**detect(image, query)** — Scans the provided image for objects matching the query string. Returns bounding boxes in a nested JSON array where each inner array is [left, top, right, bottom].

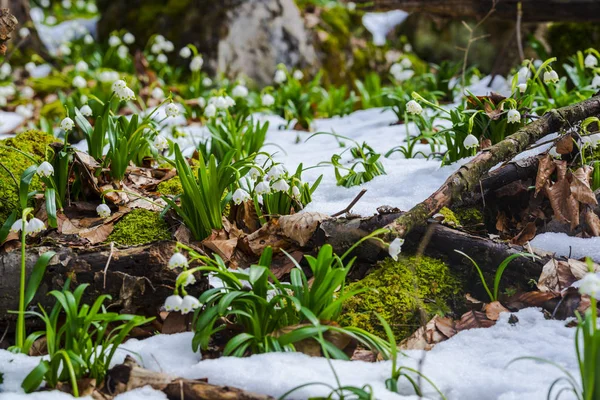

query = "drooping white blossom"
[[388, 238, 404, 261], [36, 161, 54, 177], [463, 134, 479, 149], [232, 188, 251, 205], [406, 100, 423, 115], [507, 109, 521, 124], [96, 204, 111, 219], [164, 295, 183, 312], [168, 252, 188, 269], [60, 117, 75, 131]]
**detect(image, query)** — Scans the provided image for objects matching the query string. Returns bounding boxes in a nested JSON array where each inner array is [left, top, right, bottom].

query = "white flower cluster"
[[15, 104, 34, 119], [390, 58, 414, 82], [98, 70, 120, 83], [0, 84, 15, 106], [234, 163, 302, 206], [0, 63, 11, 80], [163, 253, 202, 314], [205, 95, 235, 117], [190, 55, 203, 72], [577, 272, 600, 300], [11, 218, 45, 235], [151, 35, 175, 54], [111, 79, 135, 101], [79, 104, 93, 117], [232, 85, 249, 98], [543, 69, 559, 84]]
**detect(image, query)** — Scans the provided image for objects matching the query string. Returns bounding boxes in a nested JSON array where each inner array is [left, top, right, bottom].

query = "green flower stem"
[[16, 212, 27, 350]]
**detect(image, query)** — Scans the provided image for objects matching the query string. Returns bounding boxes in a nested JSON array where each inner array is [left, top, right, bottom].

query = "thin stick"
[[0, 159, 19, 190], [331, 189, 367, 217], [103, 241, 115, 289], [460, 0, 497, 89], [516, 2, 525, 62]]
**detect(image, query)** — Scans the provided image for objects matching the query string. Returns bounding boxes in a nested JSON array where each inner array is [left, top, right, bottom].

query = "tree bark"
[[384, 95, 600, 240], [0, 7, 17, 55], [351, 0, 600, 23], [0, 0, 50, 60]]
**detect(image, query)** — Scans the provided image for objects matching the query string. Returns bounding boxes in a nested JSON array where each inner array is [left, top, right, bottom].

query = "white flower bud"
[[165, 103, 180, 118], [592, 75, 600, 88], [585, 54, 598, 69], [190, 56, 203, 72], [75, 60, 88, 72], [168, 252, 188, 269], [517, 83, 527, 93], [232, 85, 248, 98], [123, 32, 135, 45], [274, 69, 287, 84], [151, 87, 165, 100], [60, 117, 75, 131], [156, 54, 168, 64], [266, 165, 285, 181], [261, 94, 275, 107], [272, 179, 290, 192], [293, 70, 304, 80], [10, 219, 23, 233], [204, 104, 216, 118], [72, 76, 87, 89], [254, 180, 270, 195], [543, 70, 559, 84], [202, 77, 212, 87], [507, 109, 521, 124], [577, 273, 600, 299], [292, 185, 301, 200], [179, 46, 192, 59], [463, 134, 479, 149], [80, 105, 93, 117], [36, 161, 54, 177], [108, 35, 121, 47], [96, 204, 111, 218], [153, 135, 169, 151], [406, 100, 423, 115], [388, 238, 404, 261]]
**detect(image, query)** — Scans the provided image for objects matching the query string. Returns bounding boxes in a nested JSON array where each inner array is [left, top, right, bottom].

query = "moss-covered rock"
[[340, 256, 462, 341], [438, 206, 460, 227], [107, 209, 171, 246], [0, 130, 58, 222], [157, 177, 183, 196], [455, 207, 484, 227]]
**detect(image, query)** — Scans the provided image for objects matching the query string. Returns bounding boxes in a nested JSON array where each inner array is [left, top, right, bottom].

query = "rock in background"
[[96, 0, 317, 85]]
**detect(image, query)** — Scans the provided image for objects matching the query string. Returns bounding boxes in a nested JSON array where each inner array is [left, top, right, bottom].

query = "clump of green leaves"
[[21, 283, 153, 396]]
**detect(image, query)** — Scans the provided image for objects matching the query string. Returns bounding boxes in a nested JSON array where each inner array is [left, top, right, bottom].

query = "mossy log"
[[0, 241, 207, 334], [351, 0, 600, 22], [384, 95, 600, 240]]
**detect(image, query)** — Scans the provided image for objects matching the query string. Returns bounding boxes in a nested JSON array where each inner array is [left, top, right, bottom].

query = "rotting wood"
[[382, 95, 600, 240]]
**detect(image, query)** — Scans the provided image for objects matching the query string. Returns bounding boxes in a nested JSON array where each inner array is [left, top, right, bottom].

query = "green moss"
[[455, 207, 484, 226], [157, 177, 183, 196], [107, 208, 171, 246], [0, 130, 58, 222], [438, 206, 460, 227], [340, 256, 462, 341]]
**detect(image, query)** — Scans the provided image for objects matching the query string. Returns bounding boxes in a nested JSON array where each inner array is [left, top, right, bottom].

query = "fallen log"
[[383, 95, 600, 240], [0, 241, 207, 333], [350, 0, 600, 23]]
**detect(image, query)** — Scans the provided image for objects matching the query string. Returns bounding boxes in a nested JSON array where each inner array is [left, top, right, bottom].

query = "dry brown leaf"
[[538, 258, 600, 292], [279, 212, 329, 247], [202, 238, 238, 261], [483, 301, 510, 321], [511, 221, 536, 245], [571, 166, 598, 206], [544, 161, 573, 224], [79, 223, 114, 245], [505, 291, 558, 309], [399, 315, 453, 351], [455, 310, 496, 331], [585, 209, 600, 236], [535, 154, 556, 196], [555, 134, 574, 155]]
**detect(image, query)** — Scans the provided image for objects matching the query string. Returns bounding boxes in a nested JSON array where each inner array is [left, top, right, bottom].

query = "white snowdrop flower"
[[123, 32, 135, 45], [403, 43, 412, 52], [60, 117, 75, 131], [162, 40, 174, 52], [577, 273, 600, 299], [293, 70, 304, 80], [549, 146, 561, 159], [80, 94, 88, 103], [10, 219, 23, 233], [75, 60, 88, 73], [25, 62, 36, 74], [180, 295, 201, 314], [585, 54, 598, 69], [76, 0, 85, 9], [272, 179, 290, 192], [507, 109, 521, 124], [544, 70, 559, 84], [224, 96, 235, 108], [117, 45, 129, 59], [80, 104, 93, 117], [112, 79, 127, 93], [0, 63, 11, 79], [83, 34, 94, 45], [179, 46, 192, 58], [180, 272, 196, 287], [517, 83, 527, 93], [256, 194, 263, 205], [40, 0, 50, 7], [202, 77, 212, 87], [274, 69, 287, 84], [164, 295, 183, 312], [388, 238, 404, 261], [155, 35, 166, 44], [233, 188, 251, 205], [151, 87, 165, 100], [45, 16, 57, 25], [463, 134, 479, 149], [232, 85, 248, 98], [21, 86, 34, 99], [156, 53, 168, 64], [390, 63, 403, 77], [119, 87, 135, 101], [96, 204, 111, 218], [108, 35, 121, 47], [62, 0, 71, 9], [36, 161, 54, 177], [292, 185, 301, 200], [400, 58, 412, 69], [254, 180, 270, 195], [190, 55, 204, 72], [261, 93, 275, 107], [165, 103, 180, 118], [16, 105, 33, 119], [406, 100, 423, 115], [197, 97, 206, 109], [26, 218, 45, 235], [168, 252, 188, 269], [153, 135, 169, 151], [150, 43, 162, 54], [248, 167, 261, 180], [204, 104, 216, 117], [72, 75, 87, 89], [593, 75, 600, 88], [266, 164, 285, 181], [395, 69, 415, 81], [86, 2, 97, 12], [347, 2, 356, 11], [19, 27, 30, 39]]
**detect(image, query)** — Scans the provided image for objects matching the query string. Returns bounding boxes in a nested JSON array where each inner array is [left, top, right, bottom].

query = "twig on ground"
[[331, 189, 367, 217]]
